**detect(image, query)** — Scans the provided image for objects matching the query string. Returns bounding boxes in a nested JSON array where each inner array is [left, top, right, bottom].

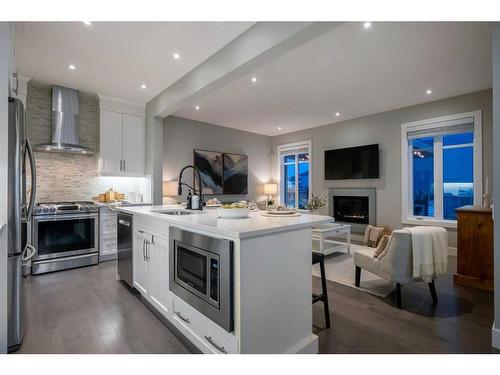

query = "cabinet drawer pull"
[[204, 335, 227, 354], [175, 311, 190, 324]]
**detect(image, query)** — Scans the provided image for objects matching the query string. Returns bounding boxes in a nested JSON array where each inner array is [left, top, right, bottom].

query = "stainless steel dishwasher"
[[117, 213, 133, 287]]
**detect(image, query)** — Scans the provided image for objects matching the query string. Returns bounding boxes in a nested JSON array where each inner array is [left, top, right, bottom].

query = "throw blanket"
[[404, 226, 448, 282]]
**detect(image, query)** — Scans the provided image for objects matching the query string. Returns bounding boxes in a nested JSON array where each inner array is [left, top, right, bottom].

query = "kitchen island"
[[116, 205, 332, 354]]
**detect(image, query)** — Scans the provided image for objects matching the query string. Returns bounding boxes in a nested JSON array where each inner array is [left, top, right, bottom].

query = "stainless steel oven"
[[31, 202, 99, 274], [169, 227, 233, 332]]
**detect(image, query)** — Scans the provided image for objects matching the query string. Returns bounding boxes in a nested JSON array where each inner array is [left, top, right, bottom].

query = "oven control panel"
[[33, 202, 99, 215]]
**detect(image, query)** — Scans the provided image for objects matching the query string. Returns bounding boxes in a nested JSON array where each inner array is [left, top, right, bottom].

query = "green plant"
[[305, 194, 327, 212]]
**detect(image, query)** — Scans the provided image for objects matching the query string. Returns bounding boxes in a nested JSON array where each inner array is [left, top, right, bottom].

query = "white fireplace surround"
[[329, 188, 376, 234]]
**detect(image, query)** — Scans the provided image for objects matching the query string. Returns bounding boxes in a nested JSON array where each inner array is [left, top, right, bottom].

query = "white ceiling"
[[14, 22, 254, 102], [174, 22, 492, 136]]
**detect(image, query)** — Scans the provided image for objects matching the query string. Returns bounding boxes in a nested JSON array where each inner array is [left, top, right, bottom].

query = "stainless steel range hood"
[[34, 86, 94, 154]]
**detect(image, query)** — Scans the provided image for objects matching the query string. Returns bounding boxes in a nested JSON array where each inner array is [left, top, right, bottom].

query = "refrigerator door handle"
[[25, 137, 36, 220], [21, 244, 37, 266]]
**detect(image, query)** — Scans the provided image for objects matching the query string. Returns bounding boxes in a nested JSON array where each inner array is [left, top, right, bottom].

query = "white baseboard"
[[493, 323, 500, 349]]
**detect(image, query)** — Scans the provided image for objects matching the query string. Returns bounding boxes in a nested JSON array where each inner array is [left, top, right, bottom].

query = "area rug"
[[312, 245, 395, 298]]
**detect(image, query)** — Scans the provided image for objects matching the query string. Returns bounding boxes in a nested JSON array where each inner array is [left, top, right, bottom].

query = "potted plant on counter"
[[305, 194, 327, 214]]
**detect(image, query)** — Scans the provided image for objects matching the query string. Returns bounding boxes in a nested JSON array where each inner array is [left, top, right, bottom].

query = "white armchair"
[[354, 229, 439, 308]]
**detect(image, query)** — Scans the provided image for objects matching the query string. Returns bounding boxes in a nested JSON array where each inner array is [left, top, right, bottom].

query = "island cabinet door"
[[133, 229, 151, 296], [149, 234, 171, 319]]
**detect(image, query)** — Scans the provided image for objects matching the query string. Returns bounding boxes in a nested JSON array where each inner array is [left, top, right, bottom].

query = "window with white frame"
[[277, 141, 312, 209], [401, 111, 482, 227]]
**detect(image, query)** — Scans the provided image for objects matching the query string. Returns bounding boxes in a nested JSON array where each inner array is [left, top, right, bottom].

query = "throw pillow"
[[374, 234, 391, 258]]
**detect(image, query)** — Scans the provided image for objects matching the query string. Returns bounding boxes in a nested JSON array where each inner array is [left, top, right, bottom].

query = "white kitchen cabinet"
[[148, 234, 171, 318], [172, 295, 238, 354], [100, 110, 125, 175], [122, 114, 145, 175], [99, 206, 118, 261], [132, 223, 171, 319], [99, 109, 145, 176], [133, 228, 151, 296]]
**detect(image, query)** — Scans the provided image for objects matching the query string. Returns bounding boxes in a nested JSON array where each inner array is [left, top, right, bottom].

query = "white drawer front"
[[172, 295, 238, 354]]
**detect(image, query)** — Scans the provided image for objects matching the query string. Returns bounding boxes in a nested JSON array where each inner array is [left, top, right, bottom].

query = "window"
[[277, 141, 311, 209], [401, 111, 482, 228]]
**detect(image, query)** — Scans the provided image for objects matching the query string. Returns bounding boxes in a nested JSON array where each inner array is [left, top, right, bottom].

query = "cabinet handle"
[[204, 336, 227, 354], [175, 311, 190, 324], [145, 240, 150, 261], [123, 159, 125, 170], [142, 239, 146, 261], [12, 72, 18, 95]]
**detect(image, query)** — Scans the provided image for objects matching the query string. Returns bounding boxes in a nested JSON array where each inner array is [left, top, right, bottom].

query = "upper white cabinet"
[[122, 113, 145, 175], [98, 94, 145, 176]]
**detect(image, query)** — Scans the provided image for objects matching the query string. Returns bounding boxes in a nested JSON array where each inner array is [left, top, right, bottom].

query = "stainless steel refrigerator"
[[7, 97, 37, 352]]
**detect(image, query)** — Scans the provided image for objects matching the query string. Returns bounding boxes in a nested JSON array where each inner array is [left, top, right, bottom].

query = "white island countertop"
[[116, 205, 332, 240]]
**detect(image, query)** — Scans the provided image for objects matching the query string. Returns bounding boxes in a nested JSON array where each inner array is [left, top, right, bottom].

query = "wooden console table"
[[454, 205, 493, 292]]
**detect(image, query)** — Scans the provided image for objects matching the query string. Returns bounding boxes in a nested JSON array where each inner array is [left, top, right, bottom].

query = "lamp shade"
[[264, 183, 278, 195], [163, 181, 178, 196]]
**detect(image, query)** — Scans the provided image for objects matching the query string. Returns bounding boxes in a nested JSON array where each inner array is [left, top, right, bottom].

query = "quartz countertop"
[[116, 205, 332, 239]]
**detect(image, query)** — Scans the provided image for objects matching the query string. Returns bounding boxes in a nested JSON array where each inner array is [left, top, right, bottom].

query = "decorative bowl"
[[216, 207, 250, 219]]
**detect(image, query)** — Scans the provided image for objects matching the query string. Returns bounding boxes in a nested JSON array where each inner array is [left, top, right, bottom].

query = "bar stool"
[[312, 251, 331, 328]]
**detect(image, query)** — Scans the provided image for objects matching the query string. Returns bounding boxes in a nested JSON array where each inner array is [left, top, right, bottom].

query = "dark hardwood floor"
[[17, 260, 190, 354], [313, 256, 498, 353], [16, 256, 497, 354]]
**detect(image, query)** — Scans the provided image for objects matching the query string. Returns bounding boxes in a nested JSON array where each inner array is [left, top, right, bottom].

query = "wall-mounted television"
[[325, 144, 379, 180]]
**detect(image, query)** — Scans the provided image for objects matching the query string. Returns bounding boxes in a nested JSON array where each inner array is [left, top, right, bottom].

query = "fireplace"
[[333, 196, 369, 224], [329, 188, 376, 234]]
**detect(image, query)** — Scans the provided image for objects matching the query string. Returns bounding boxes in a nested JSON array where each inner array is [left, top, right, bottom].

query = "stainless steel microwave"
[[169, 227, 233, 332]]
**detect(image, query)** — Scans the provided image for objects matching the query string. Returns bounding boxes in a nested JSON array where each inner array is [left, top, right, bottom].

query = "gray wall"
[[493, 25, 500, 348], [272, 90, 493, 248], [163, 116, 273, 202]]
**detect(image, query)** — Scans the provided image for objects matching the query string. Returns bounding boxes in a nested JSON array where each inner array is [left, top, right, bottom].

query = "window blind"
[[406, 118, 474, 140]]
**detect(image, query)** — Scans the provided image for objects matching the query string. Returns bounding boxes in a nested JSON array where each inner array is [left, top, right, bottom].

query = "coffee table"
[[312, 223, 351, 255]]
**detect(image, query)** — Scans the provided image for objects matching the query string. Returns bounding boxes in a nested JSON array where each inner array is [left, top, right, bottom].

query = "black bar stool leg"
[[319, 258, 331, 328]]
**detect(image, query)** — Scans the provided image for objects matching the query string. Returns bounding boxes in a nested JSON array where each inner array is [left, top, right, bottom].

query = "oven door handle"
[[33, 213, 98, 221]]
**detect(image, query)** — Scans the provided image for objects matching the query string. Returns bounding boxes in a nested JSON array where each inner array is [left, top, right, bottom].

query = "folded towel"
[[404, 226, 448, 282]]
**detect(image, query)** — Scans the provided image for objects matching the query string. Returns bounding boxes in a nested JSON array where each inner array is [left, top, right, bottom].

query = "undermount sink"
[[153, 209, 204, 216]]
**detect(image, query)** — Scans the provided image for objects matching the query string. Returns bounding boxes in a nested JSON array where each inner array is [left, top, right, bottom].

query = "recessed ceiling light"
[[68, 64, 76, 70], [141, 84, 147, 89], [363, 22, 372, 29], [277, 126, 282, 130], [335, 112, 340, 117], [173, 53, 180, 60], [195, 106, 200, 110], [251, 77, 257, 83], [426, 89, 432, 95], [82, 21, 92, 26]]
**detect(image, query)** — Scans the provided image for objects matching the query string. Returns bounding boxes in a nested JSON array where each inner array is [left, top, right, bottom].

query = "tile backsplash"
[[26, 80, 150, 203]]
